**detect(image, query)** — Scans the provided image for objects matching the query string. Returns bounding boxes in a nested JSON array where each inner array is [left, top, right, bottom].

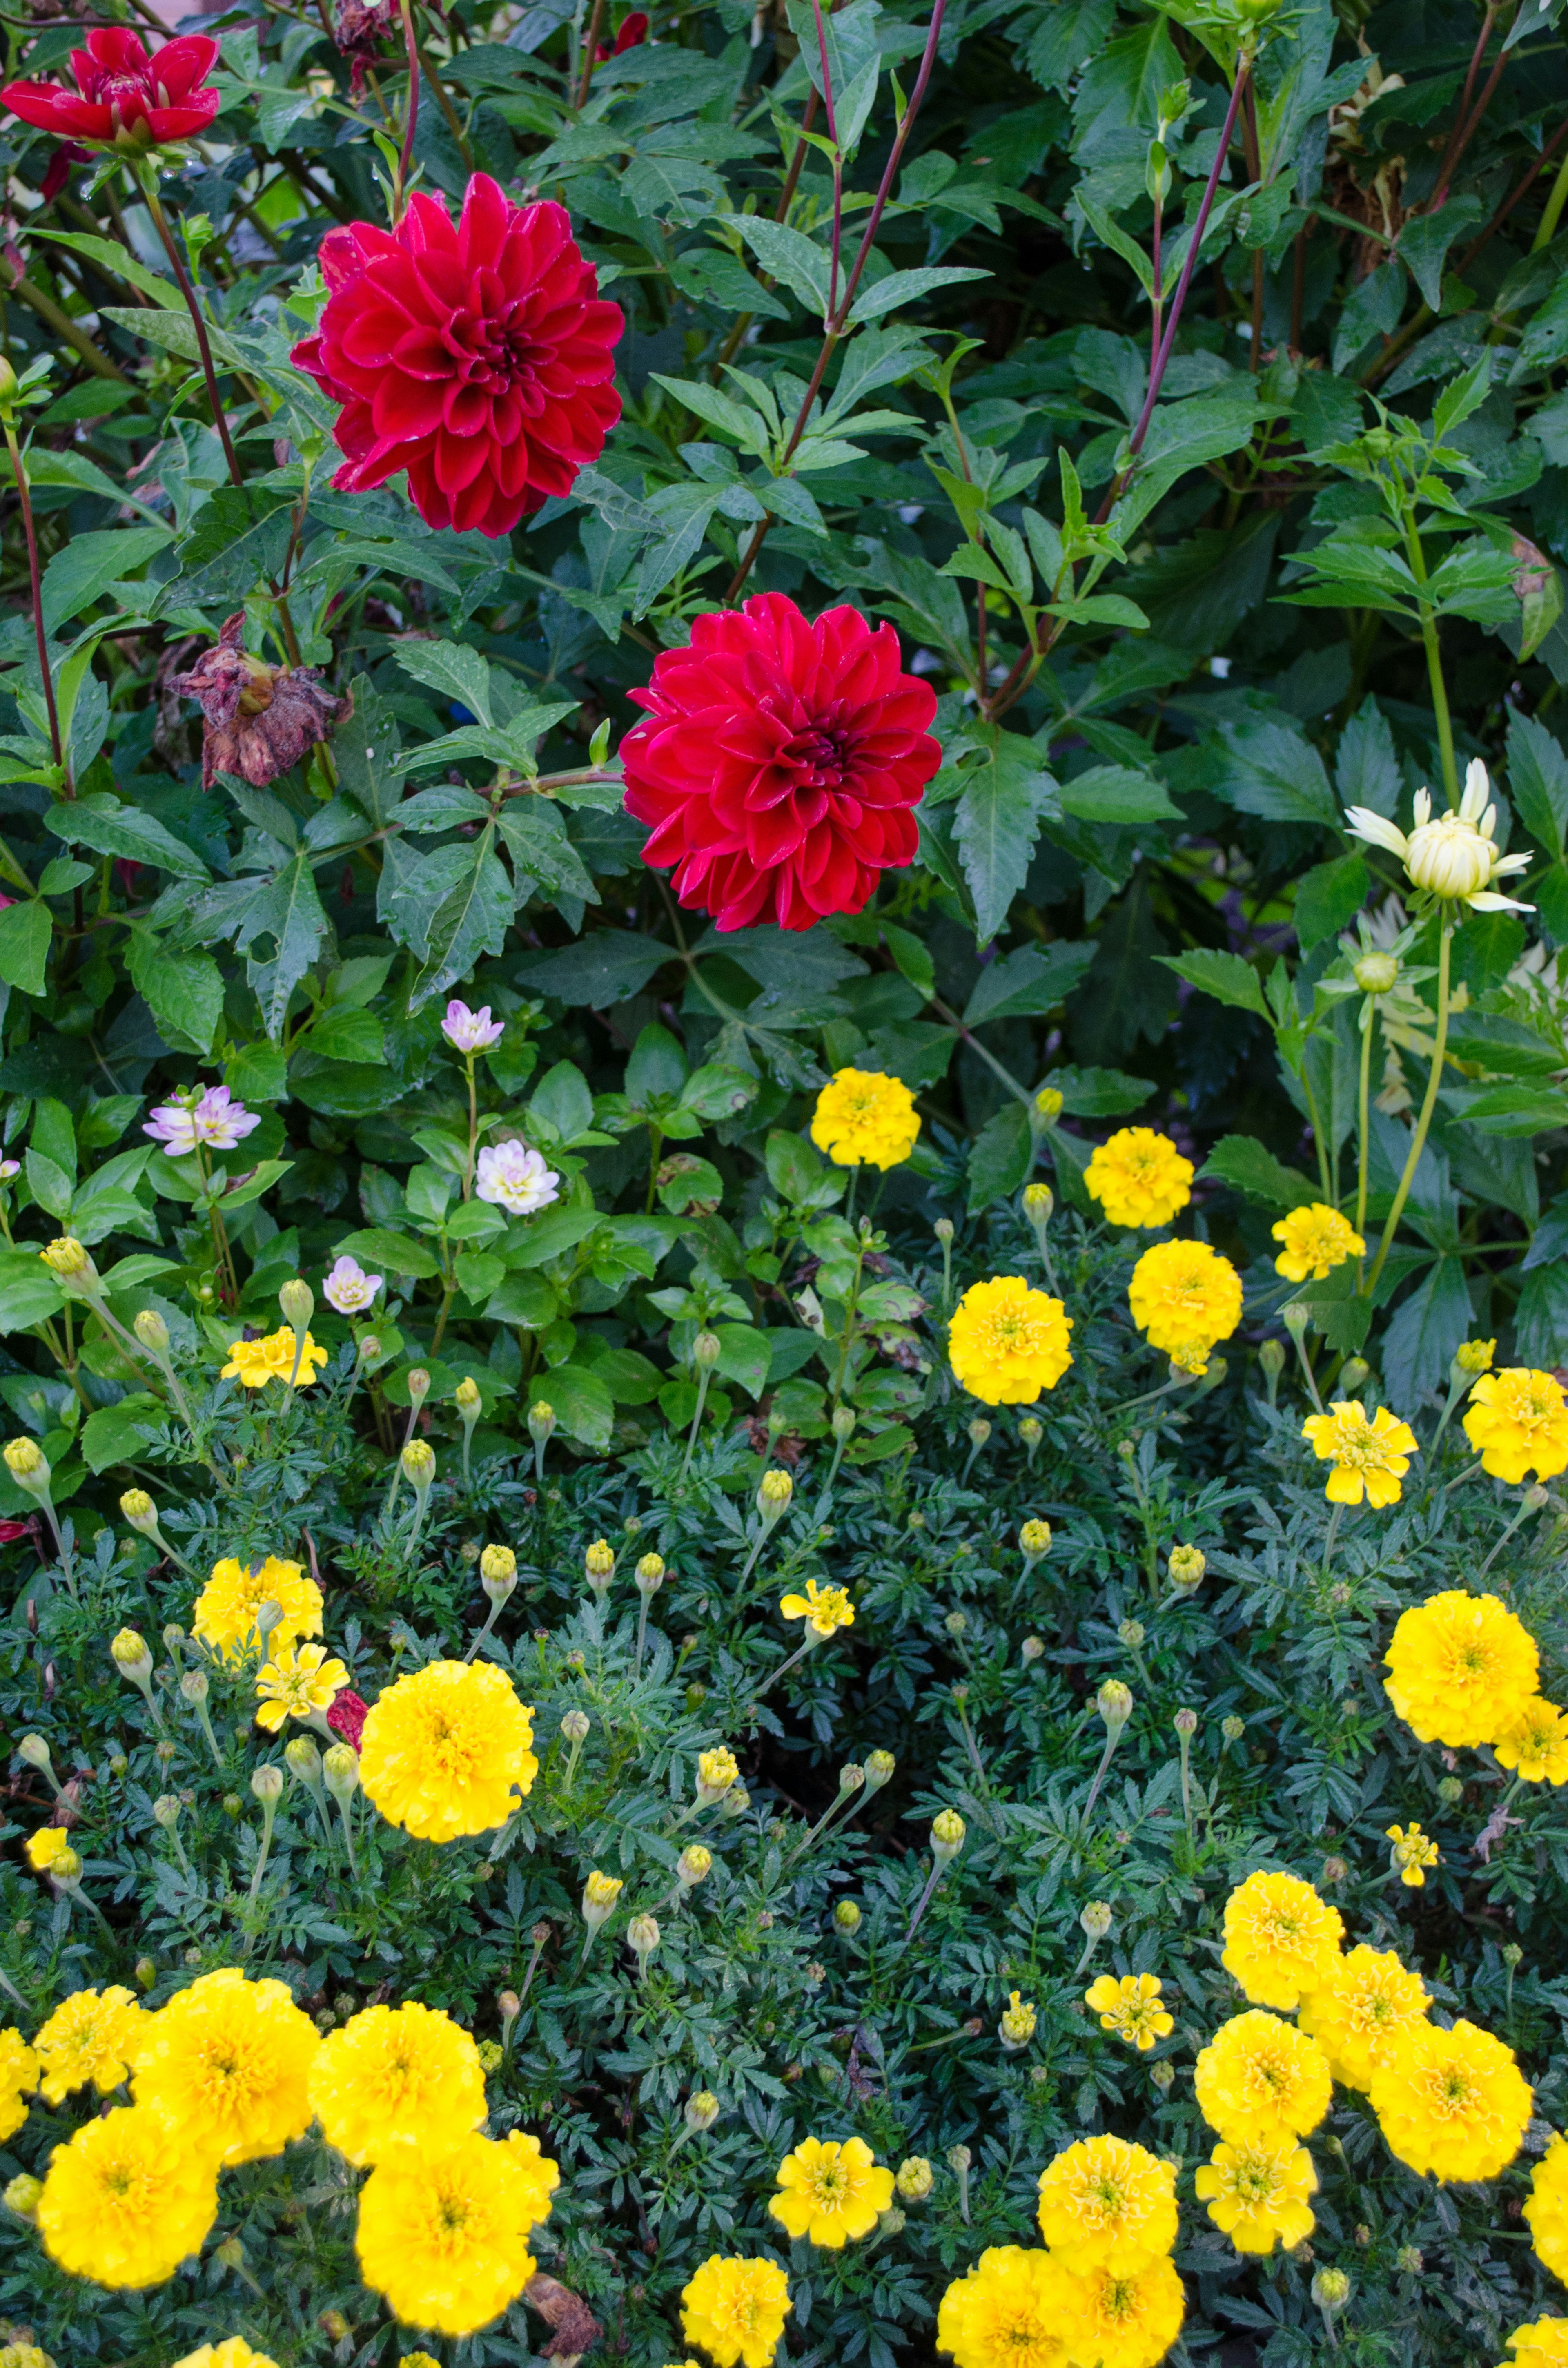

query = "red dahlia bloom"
[[621, 593, 941, 931], [326, 1689, 368, 1750], [290, 172, 623, 539], [1, 27, 221, 151], [597, 11, 650, 57]]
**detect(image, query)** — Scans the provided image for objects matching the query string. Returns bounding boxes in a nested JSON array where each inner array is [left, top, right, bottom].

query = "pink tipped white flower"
[[323, 1253, 383, 1315], [0, 1159, 18, 1182], [1345, 760, 1534, 913], [143, 1084, 263, 1157], [442, 999, 506, 1054], [475, 1140, 561, 1216]]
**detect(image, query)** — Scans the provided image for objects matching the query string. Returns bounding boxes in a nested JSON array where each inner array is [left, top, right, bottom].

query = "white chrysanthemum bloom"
[[475, 1141, 561, 1215], [1345, 760, 1533, 912]]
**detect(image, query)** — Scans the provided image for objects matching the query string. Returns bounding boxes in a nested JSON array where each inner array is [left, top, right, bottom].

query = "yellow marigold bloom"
[[193, 1554, 323, 1660], [1457, 1337, 1496, 1374], [0, 2346, 54, 2368], [1085, 1129, 1194, 1230], [1387, 1822, 1439, 1886], [307, 2002, 488, 2166], [221, 1326, 329, 1390], [1194, 2136, 1317, 2256], [935, 2245, 1079, 2368], [1272, 1204, 1364, 1282], [1501, 2322, 1568, 2368], [1194, 2012, 1333, 2145], [1127, 1239, 1242, 1360], [1035, 2134, 1178, 2274], [1463, 1367, 1568, 1483], [355, 2129, 542, 2336], [810, 1068, 920, 1171], [1494, 1699, 1568, 1785], [0, 2028, 38, 2145], [680, 2255, 792, 2368], [1383, 1590, 1539, 1747], [769, 2135, 893, 2247], [33, 1986, 144, 2105], [133, 1968, 319, 2168], [503, 2126, 561, 2228], [949, 1275, 1074, 1406], [1301, 1400, 1418, 1508], [1297, 1945, 1431, 2091], [1054, 2254, 1185, 2368], [1221, 1871, 1344, 2011], [1084, 1973, 1174, 2053], [24, 1828, 71, 1875], [255, 1639, 349, 1733], [1370, 2018, 1532, 2183], [697, 1746, 739, 1798], [36, 2104, 218, 2289], [1000, 1990, 1038, 2048], [779, 1579, 855, 1639], [1524, 2134, 1568, 2282], [359, 1660, 538, 1841], [172, 2345, 281, 2368]]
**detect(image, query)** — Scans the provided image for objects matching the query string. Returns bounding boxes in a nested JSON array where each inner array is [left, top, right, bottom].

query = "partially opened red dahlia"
[[1, 28, 221, 149], [621, 594, 941, 931], [290, 172, 622, 539]]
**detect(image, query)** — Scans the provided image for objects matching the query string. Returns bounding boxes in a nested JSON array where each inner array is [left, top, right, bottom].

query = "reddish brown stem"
[[1458, 112, 1568, 270], [1433, 20, 1515, 211], [3, 424, 63, 774], [809, 0, 843, 315], [397, 0, 420, 212], [577, 0, 608, 107], [1432, 4, 1498, 205]]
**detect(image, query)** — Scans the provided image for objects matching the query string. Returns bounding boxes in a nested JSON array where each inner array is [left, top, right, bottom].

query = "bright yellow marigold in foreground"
[[1084, 1973, 1174, 2052], [308, 2001, 488, 2165], [1194, 2136, 1317, 2256], [1127, 1239, 1242, 1360], [33, 1985, 144, 2104], [1494, 1699, 1568, 1784], [359, 1659, 538, 1841], [1297, 1945, 1430, 2091], [1301, 1400, 1418, 1507], [809, 1068, 920, 1171], [24, 1828, 72, 1875], [1056, 2254, 1186, 2368], [780, 1579, 855, 1639], [1501, 2322, 1568, 2368], [132, 1967, 319, 2168], [255, 1638, 349, 1733], [1272, 1203, 1364, 1282], [949, 1275, 1074, 1405], [221, 1325, 329, 1389], [355, 2129, 545, 2336], [1369, 2018, 1532, 2183], [680, 2255, 792, 2368], [0, 2028, 37, 2144], [36, 2104, 218, 2289], [1194, 2012, 1332, 2145], [936, 2246, 1078, 2368], [1463, 1367, 1568, 1483], [192, 1554, 323, 1660], [1221, 1870, 1344, 2011], [1036, 2134, 1178, 2273], [769, 2135, 893, 2247], [1524, 2134, 1568, 2282], [172, 2344, 281, 2368], [1383, 1590, 1539, 1747], [1085, 1129, 1193, 1229]]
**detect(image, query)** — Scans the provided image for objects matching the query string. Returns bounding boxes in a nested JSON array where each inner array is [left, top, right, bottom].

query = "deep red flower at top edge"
[[0, 27, 221, 152], [290, 172, 624, 541], [620, 593, 942, 933], [597, 11, 650, 58], [325, 1688, 368, 1750]]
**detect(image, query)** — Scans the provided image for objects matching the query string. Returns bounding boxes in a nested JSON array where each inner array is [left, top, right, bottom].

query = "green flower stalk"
[[1072, 1898, 1114, 1980], [1022, 1180, 1058, 1291], [905, 1808, 965, 1943], [933, 1215, 954, 1311], [946, 2141, 971, 2224], [111, 1627, 164, 1731], [153, 1794, 192, 1879], [284, 1733, 333, 1842], [278, 1277, 314, 1399], [559, 1708, 590, 1794], [634, 1551, 664, 1675], [528, 1398, 555, 1485], [454, 1375, 483, 1486], [132, 1308, 203, 1445], [4, 1437, 72, 1591], [786, 1761, 866, 1867], [1281, 1300, 1323, 1414], [323, 1744, 361, 1880], [1082, 1679, 1133, 1825], [1018, 1415, 1043, 1467], [741, 1467, 793, 1582], [682, 1329, 722, 1476], [399, 1438, 437, 1559], [120, 1488, 198, 1579], [17, 1733, 63, 1799], [467, 1543, 517, 1661], [248, 1763, 283, 1901], [961, 1416, 991, 1484], [179, 1669, 224, 1769], [1019, 1518, 1051, 1578], [1174, 1706, 1198, 1849]]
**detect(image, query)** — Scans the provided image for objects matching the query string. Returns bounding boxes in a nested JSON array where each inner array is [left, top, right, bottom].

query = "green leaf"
[[42, 526, 173, 633], [1199, 1136, 1320, 1210], [964, 941, 1096, 1026], [100, 304, 248, 369], [967, 1100, 1033, 1213], [1043, 1064, 1153, 1116], [1213, 720, 1341, 829], [506, 1203, 604, 1269], [516, 934, 670, 1005], [0, 1247, 64, 1333], [713, 1320, 768, 1398], [848, 265, 990, 325], [80, 1392, 166, 1474], [529, 1363, 614, 1449], [733, 217, 833, 315], [47, 792, 209, 881], [1158, 948, 1269, 1017], [333, 1227, 444, 1280], [1505, 707, 1568, 862], [0, 901, 51, 995], [1294, 852, 1370, 950], [952, 730, 1059, 944], [234, 850, 330, 1039], [393, 638, 494, 727], [1057, 765, 1180, 825]]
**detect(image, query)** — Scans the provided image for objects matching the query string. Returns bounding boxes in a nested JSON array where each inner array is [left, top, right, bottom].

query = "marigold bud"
[[627, 1913, 660, 1962], [1097, 1678, 1133, 1731], [758, 1467, 793, 1512], [406, 1367, 430, 1405], [834, 1899, 862, 1932], [1118, 1619, 1145, 1650], [585, 1538, 615, 1584], [4, 2172, 43, 2223], [1395, 2245, 1423, 2276], [967, 1417, 991, 1450], [895, 2156, 933, 2202], [111, 1628, 151, 1677], [358, 1333, 382, 1365], [685, 2089, 720, 2131], [933, 1216, 954, 1244], [40, 1235, 90, 1280], [1018, 1416, 1043, 1447], [1080, 1900, 1113, 1940], [831, 1405, 857, 1443], [697, 1746, 739, 1802], [1020, 1518, 1052, 1559], [3, 1438, 49, 1492], [1033, 1088, 1064, 1126], [279, 1277, 314, 1331], [251, 1764, 283, 1806], [560, 1709, 590, 1744], [528, 1400, 556, 1440], [120, 1489, 158, 1536], [721, 1783, 750, 1819], [481, 1544, 517, 1599], [51, 1845, 81, 1882], [582, 1869, 623, 1927], [1222, 1715, 1246, 1742], [401, 1438, 435, 1485], [1258, 1339, 1285, 1382], [947, 2143, 971, 2173], [134, 1307, 171, 1353], [864, 1749, 895, 1790], [1455, 1337, 1495, 1374], [17, 1733, 52, 1776], [320, 2311, 353, 2343], [999, 1989, 1037, 2049], [216, 2234, 246, 2271], [931, 1808, 966, 1864], [285, 1735, 322, 1782], [677, 1844, 712, 1887], [634, 1552, 666, 1597], [454, 1375, 482, 1413], [1167, 1544, 1206, 1589], [1021, 1636, 1045, 1663], [499, 1989, 521, 2025], [1312, 2268, 1350, 2314], [1437, 1775, 1465, 1806], [1150, 2058, 1174, 2092], [1174, 1707, 1198, 1737], [323, 1744, 359, 1802], [693, 1329, 722, 1369]]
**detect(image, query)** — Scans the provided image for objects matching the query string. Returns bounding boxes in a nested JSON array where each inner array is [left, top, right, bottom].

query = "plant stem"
[[1478, 1491, 1542, 1580], [1533, 138, 1568, 250], [1355, 999, 1376, 1273], [577, 0, 607, 105], [2, 424, 62, 771], [397, 0, 420, 215], [1402, 517, 1459, 808], [140, 181, 245, 493], [680, 1361, 713, 1477], [1365, 922, 1452, 1298]]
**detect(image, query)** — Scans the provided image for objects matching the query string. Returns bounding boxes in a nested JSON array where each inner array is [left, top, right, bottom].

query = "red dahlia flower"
[[621, 593, 941, 931], [290, 172, 623, 539], [597, 11, 650, 58], [1, 27, 221, 151]]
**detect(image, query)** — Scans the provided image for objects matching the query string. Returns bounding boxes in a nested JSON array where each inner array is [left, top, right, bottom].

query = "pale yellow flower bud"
[[51, 1845, 81, 1882], [1354, 950, 1399, 994], [1223, 1715, 1246, 1743], [406, 1367, 430, 1405], [585, 1538, 615, 1586], [895, 2156, 933, 2202], [1097, 1678, 1133, 1732], [636, 1552, 665, 1593], [839, 1762, 866, 1795], [1023, 1181, 1055, 1216], [111, 1628, 151, 1678], [153, 1795, 182, 1831], [967, 1417, 991, 1449], [323, 1744, 359, 1802], [1020, 1518, 1052, 1559], [685, 2089, 720, 2131], [697, 1746, 739, 1803], [40, 1235, 90, 1280], [134, 1307, 171, 1353], [581, 1869, 623, 1928], [528, 1400, 556, 1440], [1167, 1544, 1206, 1589], [401, 1438, 435, 1484], [481, 1544, 517, 1599], [3, 1438, 49, 1493], [17, 1733, 52, 1775], [677, 1844, 712, 1887], [693, 1329, 722, 1368], [831, 1404, 858, 1444], [999, 1989, 1037, 2050], [279, 1277, 314, 1331], [930, 1808, 966, 1864], [1018, 1416, 1043, 1448], [720, 1783, 750, 1819], [1080, 1900, 1113, 1939], [758, 1468, 793, 1511], [251, 1764, 284, 1805], [454, 1376, 482, 1414], [120, 1488, 158, 1534], [180, 1669, 208, 1706], [285, 1735, 322, 1782], [864, 1749, 895, 1790], [834, 1899, 862, 1932], [1033, 1088, 1064, 1126], [499, 1989, 521, 2025], [1312, 2268, 1351, 2315], [4, 2171, 44, 2222], [560, 1709, 590, 1744], [627, 1912, 661, 1962], [1455, 1337, 1495, 1374]]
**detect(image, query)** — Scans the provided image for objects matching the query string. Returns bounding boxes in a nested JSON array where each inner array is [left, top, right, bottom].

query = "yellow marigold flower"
[[0, 2028, 38, 2145], [307, 2002, 488, 2166], [1194, 2136, 1317, 2256], [1456, 1337, 1496, 1374], [1085, 1129, 1194, 1230], [1054, 2254, 1185, 2368], [193, 1554, 323, 1661], [697, 1747, 739, 1799], [1387, 1822, 1439, 1886], [949, 1275, 1074, 1406], [1301, 1400, 1418, 1508], [1524, 2134, 1568, 2283], [1463, 1367, 1568, 1483], [779, 1579, 855, 1639], [1000, 1989, 1037, 2049], [1035, 2134, 1178, 2274], [0, 2346, 55, 2368], [1494, 1699, 1568, 1785], [1221, 1871, 1344, 2011], [1272, 1204, 1364, 1282], [359, 1660, 538, 1842], [1084, 1973, 1174, 2053], [1194, 2012, 1333, 2145], [503, 2126, 561, 2228], [935, 2245, 1079, 2368], [24, 1828, 71, 1875], [132, 1968, 319, 2168], [33, 1985, 144, 2105], [222, 1326, 329, 1390], [255, 1639, 350, 1734], [809, 1068, 920, 1171], [355, 2129, 542, 2336], [1297, 1945, 1431, 2092], [1500, 2322, 1568, 2368], [1127, 1239, 1242, 1360], [36, 2104, 218, 2289], [172, 2345, 281, 2368], [769, 2135, 893, 2248], [1383, 1590, 1539, 1747], [1369, 2018, 1532, 2183], [680, 2255, 792, 2368]]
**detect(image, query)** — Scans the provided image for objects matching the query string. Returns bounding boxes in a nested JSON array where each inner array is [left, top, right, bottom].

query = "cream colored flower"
[[1345, 760, 1532, 913]]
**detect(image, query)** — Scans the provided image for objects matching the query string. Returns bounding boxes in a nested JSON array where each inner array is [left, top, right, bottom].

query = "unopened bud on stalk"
[[528, 1400, 556, 1443], [947, 2143, 971, 2173], [695, 1746, 739, 1805], [685, 2089, 720, 2132], [1353, 950, 1399, 994], [401, 1439, 435, 1487], [1258, 1339, 1286, 1386], [864, 1748, 895, 1791], [998, 1989, 1037, 2050], [323, 1744, 359, 1804], [1118, 1619, 1145, 1652], [251, 1764, 283, 1806], [279, 1277, 314, 1331], [635, 1552, 665, 1596], [721, 1783, 750, 1819], [1033, 1087, 1064, 1126], [967, 1417, 991, 1451], [481, 1545, 517, 1603], [111, 1627, 154, 1689], [454, 1376, 482, 1416], [895, 2156, 933, 2202], [1020, 1518, 1052, 1564], [693, 1329, 722, 1369], [1437, 1775, 1464, 1805], [1150, 2058, 1174, 2093], [758, 1468, 793, 1516], [1080, 1900, 1113, 1941], [930, 1808, 966, 1866], [1312, 2268, 1351, 2317], [933, 1217, 954, 1246], [1167, 1544, 1206, 1590], [584, 1538, 615, 1595], [359, 1334, 382, 1366], [406, 1368, 430, 1408], [1096, 1679, 1133, 1735], [1018, 1417, 1043, 1452], [153, 1794, 182, 1832], [1020, 1636, 1045, 1663], [1174, 1706, 1198, 1737], [134, 1307, 171, 1353], [560, 1709, 590, 1744], [499, 1989, 521, 2028], [1339, 1356, 1371, 1395], [4, 2172, 43, 2223], [831, 1405, 857, 1444], [677, 1843, 711, 1889], [944, 1610, 967, 1639], [839, 1762, 866, 1796], [834, 1899, 862, 1933], [581, 1869, 623, 1931], [3, 1438, 50, 1497], [627, 1912, 660, 1968], [1222, 1715, 1246, 1743], [285, 1735, 322, 1784], [17, 1733, 55, 1781], [40, 1235, 91, 1282]]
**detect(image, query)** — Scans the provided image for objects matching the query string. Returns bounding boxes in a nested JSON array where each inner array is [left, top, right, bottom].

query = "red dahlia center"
[[783, 726, 850, 791], [452, 308, 544, 400]]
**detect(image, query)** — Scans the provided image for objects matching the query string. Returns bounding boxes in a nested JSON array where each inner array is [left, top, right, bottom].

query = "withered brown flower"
[[171, 613, 349, 792]]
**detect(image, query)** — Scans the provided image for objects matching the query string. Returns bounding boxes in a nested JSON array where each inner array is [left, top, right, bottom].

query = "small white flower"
[[442, 999, 506, 1054], [0, 1159, 18, 1182], [1345, 759, 1534, 912], [143, 1084, 263, 1157], [475, 1140, 561, 1216], [323, 1253, 382, 1315]]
